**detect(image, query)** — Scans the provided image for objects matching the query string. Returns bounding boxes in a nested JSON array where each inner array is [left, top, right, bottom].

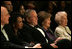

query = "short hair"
[[38, 12, 51, 26], [25, 9, 36, 18], [55, 11, 67, 24], [10, 13, 22, 25], [38, 11, 47, 17]]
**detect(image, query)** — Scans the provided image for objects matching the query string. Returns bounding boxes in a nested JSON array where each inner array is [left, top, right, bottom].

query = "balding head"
[[1, 6, 7, 16], [1, 6, 10, 25]]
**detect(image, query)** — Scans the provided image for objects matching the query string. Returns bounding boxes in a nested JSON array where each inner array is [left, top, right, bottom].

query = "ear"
[[26, 17, 30, 23], [42, 21, 45, 26], [1, 17, 2, 21], [1, 15, 3, 23], [59, 21, 61, 25]]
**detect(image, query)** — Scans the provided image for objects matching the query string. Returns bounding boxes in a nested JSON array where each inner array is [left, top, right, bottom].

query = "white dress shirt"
[[30, 24, 48, 43], [36, 28, 48, 43], [1, 25, 9, 41]]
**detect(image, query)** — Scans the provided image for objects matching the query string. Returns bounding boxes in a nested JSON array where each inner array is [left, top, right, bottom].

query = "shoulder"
[[55, 26, 64, 33], [65, 26, 70, 29], [55, 26, 62, 31]]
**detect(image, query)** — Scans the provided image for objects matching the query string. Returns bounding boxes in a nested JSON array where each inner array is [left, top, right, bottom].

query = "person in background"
[[1, 1, 13, 14], [27, 1, 36, 9]]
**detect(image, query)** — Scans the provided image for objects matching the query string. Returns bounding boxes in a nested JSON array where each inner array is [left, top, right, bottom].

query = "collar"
[[29, 24, 35, 27], [1, 25, 4, 30], [59, 25, 66, 28]]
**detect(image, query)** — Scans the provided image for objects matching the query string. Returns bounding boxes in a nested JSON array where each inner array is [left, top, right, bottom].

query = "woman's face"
[[42, 17, 51, 28], [15, 17, 23, 29], [60, 15, 68, 27]]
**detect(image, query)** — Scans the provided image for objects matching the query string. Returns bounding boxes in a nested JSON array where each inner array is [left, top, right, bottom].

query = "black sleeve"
[[1, 41, 25, 48], [41, 42, 53, 48]]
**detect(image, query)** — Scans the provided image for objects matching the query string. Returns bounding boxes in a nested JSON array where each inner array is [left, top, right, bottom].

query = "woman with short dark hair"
[[38, 12, 62, 44]]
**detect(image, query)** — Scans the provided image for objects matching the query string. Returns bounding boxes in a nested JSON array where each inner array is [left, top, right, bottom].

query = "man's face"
[[4, 1, 13, 13], [61, 1, 65, 8], [1, 7, 10, 25], [28, 11, 38, 26]]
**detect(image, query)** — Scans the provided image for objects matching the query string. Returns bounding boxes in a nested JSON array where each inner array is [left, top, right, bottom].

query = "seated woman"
[[7, 13, 41, 48], [38, 11, 62, 44], [9, 13, 24, 45], [54, 11, 71, 41]]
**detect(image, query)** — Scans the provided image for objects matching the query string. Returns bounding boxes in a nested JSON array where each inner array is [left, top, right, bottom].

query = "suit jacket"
[[1, 31, 25, 48], [41, 27, 57, 44], [1, 24, 31, 48], [4, 24, 32, 47], [54, 25, 71, 41], [22, 24, 53, 48]]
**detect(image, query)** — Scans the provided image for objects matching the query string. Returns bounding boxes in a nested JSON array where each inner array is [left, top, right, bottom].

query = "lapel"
[[1, 31, 7, 41]]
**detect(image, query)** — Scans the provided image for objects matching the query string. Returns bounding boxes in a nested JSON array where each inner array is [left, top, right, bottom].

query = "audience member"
[[54, 11, 71, 41]]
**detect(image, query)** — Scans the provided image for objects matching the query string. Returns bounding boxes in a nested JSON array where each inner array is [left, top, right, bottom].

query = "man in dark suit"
[[1, 6, 41, 48], [22, 9, 57, 48], [1, 6, 23, 48]]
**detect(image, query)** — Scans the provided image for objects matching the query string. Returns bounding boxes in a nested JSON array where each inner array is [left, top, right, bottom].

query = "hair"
[[56, 39, 71, 48], [38, 11, 47, 17], [38, 12, 51, 26], [55, 11, 67, 25], [25, 9, 36, 18], [10, 12, 22, 25], [13, 4, 24, 12], [25, 9, 37, 23]]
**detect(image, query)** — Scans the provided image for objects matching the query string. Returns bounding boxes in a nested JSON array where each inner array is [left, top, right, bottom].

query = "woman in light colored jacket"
[[54, 11, 71, 41]]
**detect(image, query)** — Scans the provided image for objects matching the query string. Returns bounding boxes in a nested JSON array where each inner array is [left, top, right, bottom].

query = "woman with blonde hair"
[[54, 11, 71, 41]]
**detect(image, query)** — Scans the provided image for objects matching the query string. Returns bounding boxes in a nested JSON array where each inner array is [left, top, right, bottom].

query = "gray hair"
[[55, 11, 67, 24], [25, 9, 37, 18]]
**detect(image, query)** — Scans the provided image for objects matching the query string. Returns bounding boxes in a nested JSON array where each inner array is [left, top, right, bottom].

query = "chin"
[[48, 25, 50, 27], [35, 23, 38, 26], [6, 22, 9, 24]]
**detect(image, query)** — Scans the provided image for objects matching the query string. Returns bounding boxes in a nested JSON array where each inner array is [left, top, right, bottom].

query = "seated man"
[[22, 9, 58, 48], [1, 6, 41, 48]]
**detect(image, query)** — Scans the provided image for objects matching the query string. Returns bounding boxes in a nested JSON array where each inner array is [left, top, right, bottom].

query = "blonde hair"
[[55, 11, 67, 24]]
